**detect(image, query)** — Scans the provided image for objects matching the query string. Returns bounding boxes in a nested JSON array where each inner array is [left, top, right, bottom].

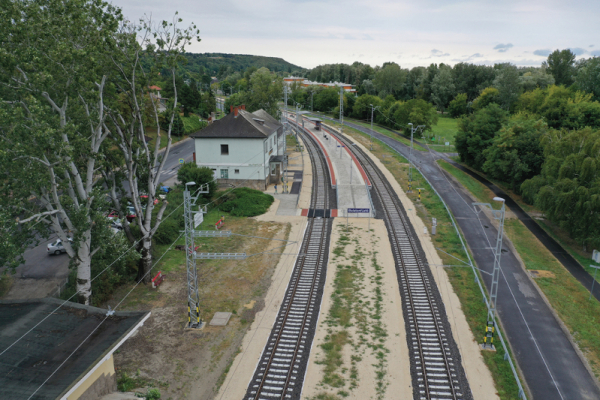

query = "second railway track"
[[302, 116, 473, 400], [244, 126, 335, 400]]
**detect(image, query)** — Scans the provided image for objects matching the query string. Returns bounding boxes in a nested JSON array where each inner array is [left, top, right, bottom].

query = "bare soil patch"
[[111, 217, 290, 400]]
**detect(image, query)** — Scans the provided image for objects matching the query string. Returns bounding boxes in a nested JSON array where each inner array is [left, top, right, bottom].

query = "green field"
[[429, 115, 459, 146]]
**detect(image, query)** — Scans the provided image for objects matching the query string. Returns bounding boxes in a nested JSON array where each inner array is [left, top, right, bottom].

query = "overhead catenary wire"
[[25, 231, 185, 400], [0, 191, 195, 358]]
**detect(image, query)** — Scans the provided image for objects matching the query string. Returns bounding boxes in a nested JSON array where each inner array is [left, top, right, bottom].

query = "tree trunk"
[[136, 237, 153, 283], [76, 231, 93, 304]]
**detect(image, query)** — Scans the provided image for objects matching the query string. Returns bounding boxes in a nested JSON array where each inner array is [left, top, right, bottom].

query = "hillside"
[[182, 53, 306, 76]]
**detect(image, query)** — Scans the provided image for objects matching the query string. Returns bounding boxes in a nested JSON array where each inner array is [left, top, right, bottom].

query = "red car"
[[140, 195, 159, 205]]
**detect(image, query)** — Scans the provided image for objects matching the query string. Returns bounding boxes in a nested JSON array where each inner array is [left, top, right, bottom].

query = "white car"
[[47, 238, 73, 255]]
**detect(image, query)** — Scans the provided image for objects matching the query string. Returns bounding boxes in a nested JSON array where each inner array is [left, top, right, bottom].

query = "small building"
[[0, 298, 149, 400], [190, 106, 284, 190]]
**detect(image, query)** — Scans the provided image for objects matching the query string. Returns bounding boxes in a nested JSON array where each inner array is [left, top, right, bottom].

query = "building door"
[[220, 169, 229, 179]]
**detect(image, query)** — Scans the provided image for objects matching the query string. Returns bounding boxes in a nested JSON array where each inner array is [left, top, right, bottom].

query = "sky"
[[115, 0, 600, 70]]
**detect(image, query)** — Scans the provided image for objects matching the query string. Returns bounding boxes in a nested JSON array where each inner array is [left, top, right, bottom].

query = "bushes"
[[219, 188, 274, 217], [176, 163, 218, 203]]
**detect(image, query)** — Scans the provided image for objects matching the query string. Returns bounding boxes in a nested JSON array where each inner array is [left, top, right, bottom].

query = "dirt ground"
[[111, 216, 291, 400], [302, 218, 412, 400], [348, 135, 499, 400], [215, 200, 308, 399]]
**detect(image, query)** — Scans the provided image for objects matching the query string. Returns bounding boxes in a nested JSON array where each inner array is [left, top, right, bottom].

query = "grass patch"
[[144, 125, 189, 151], [438, 160, 496, 204], [441, 156, 600, 381], [322, 121, 523, 399], [313, 225, 390, 399], [0, 274, 13, 298], [430, 115, 459, 145], [181, 114, 207, 134], [219, 188, 274, 217], [505, 219, 600, 379]]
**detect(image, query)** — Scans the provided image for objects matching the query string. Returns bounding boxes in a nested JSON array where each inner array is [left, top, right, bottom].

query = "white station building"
[[190, 105, 284, 190]]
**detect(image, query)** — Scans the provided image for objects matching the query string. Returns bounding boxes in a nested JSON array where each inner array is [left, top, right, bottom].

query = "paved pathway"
[[320, 116, 600, 400]]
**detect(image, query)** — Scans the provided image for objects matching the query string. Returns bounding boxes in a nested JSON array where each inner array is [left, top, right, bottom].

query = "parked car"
[[160, 185, 170, 193], [107, 210, 119, 220], [140, 195, 159, 205], [47, 238, 73, 255], [126, 206, 137, 222]]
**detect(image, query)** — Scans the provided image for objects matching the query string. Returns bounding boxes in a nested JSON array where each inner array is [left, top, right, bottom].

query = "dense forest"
[[217, 49, 600, 250]]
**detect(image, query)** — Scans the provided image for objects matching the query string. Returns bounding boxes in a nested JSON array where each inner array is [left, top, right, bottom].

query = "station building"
[[190, 106, 284, 190]]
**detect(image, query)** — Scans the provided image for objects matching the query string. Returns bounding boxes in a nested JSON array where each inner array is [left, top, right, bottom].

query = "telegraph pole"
[[283, 86, 289, 193], [473, 197, 506, 321], [370, 104, 379, 151], [184, 182, 207, 329], [339, 86, 344, 136], [407, 123, 425, 193]]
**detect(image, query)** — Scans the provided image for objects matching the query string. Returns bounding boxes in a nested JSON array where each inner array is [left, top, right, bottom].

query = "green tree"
[[352, 94, 383, 120], [180, 81, 201, 116], [452, 63, 496, 101], [519, 70, 555, 92], [245, 67, 283, 117], [575, 57, 600, 101], [455, 104, 509, 170], [521, 127, 600, 250], [545, 49, 577, 86], [448, 93, 468, 118], [482, 114, 546, 191], [373, 62, 407, 99], [472, 87, 500, 110], [493, 64, 521, 111], [431, 65, 456, 113], [392, 99, 439, 132], [177, 163, 217, 202], [159, 109, 185, 136], [0, 0, 123, 303], [314, 87, 339, 112]]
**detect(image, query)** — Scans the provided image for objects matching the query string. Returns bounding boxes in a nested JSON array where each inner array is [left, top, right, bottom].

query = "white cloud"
[[494, 43, 514, 53]]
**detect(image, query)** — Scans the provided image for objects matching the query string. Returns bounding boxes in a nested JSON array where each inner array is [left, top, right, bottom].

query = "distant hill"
[[181, 53, 306, 76]]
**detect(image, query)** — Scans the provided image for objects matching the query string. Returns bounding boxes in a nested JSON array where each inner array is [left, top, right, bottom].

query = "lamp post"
[[473, 197, 506, 321], [407, 123, 425, 193], [369, 104, 379, 151]]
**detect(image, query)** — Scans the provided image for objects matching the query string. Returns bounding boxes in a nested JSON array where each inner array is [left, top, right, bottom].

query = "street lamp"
[[369, 104, 380, 151], [473, 197, 506, 322], [407, 123, 425, 193]]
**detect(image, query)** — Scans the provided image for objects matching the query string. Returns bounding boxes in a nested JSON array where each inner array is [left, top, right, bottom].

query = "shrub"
[[176, 163, 217, 203], [219, 188, 274, 217]]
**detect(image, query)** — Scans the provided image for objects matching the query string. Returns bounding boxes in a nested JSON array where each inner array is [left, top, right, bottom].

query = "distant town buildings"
[[283, 76, 356, 94]]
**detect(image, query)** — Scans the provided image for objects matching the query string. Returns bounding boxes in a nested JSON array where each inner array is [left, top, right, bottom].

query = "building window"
[[234, 169, 240, 174], [220, 169, 228, 179], [221, 144, 229, 155]]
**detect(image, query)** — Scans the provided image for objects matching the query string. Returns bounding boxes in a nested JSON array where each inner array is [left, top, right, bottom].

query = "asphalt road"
[[4, 138, 196, 300], [320, 115, 600, 400]]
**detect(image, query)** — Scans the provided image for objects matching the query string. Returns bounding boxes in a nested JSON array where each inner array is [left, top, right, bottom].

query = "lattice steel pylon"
[[184, 181, 209, 328]]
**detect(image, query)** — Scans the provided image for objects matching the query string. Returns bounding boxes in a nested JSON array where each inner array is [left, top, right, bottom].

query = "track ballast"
[[313, 118, 473, 400], [244, 126, 334, 400]]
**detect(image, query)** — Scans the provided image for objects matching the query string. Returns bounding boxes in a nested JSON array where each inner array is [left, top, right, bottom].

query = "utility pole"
[[473, 197, 506, 322], [407, 123, 425, 193], [370, 104, 379, 151], [184, 181, 208, 329], [311, 92, 314, 112], [339, 86, 344, 136], [283, 86, 289, 193]]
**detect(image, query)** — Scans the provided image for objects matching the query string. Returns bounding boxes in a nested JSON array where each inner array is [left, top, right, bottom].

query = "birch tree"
[[104, 16, 199, 282], [0, 0, 122, 303]]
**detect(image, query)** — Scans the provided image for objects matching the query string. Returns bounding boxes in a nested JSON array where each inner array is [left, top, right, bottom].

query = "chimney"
[[230, 105, 233, 113], [241, 104, 246, 110], [234, 107, 239, 117]]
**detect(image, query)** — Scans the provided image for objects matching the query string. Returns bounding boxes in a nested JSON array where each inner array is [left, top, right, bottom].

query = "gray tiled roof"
[[0, 298, 148, 400], [190, 109, 281, 139]]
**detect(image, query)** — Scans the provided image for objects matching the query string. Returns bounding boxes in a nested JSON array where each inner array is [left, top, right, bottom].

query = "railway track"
[[244, 126, 334, 400], [301, 117, 472, 400]]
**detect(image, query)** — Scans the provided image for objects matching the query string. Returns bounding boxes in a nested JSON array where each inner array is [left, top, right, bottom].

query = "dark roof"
[[269, 155, 285, 163], [190, 109, 281, 139], [252, 109, 281, 126], [0, 298, 148, 400]]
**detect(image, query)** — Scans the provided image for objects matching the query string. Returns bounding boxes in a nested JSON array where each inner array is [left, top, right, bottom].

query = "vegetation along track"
[[244, 125, 335, 399], [308, 117, 473, 400]]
